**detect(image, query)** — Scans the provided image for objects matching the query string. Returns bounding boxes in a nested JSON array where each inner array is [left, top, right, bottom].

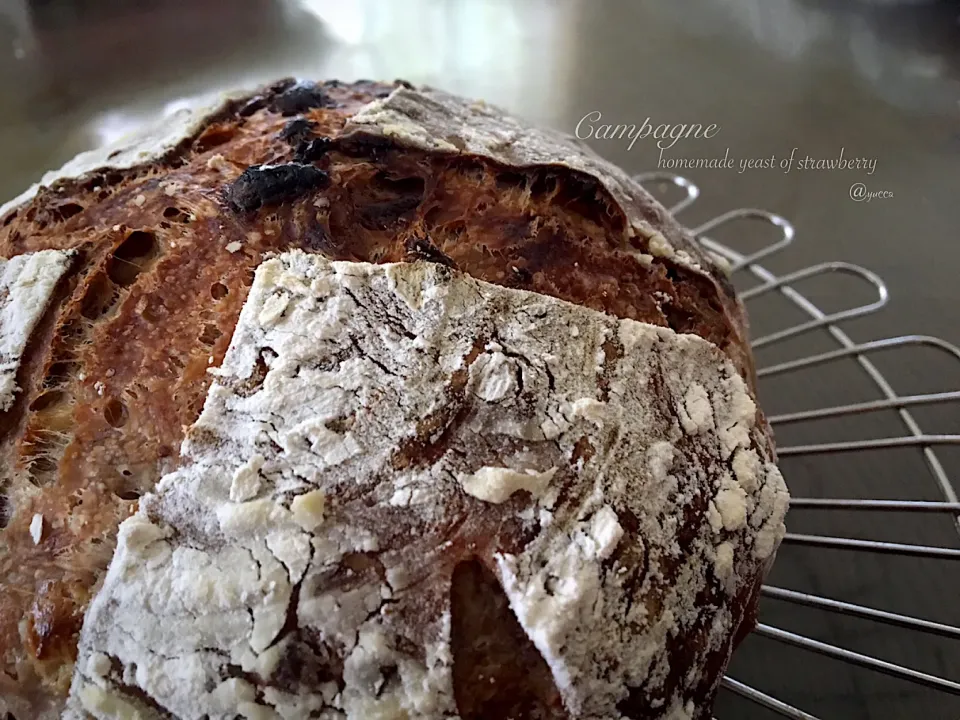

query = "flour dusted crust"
[[66, 253, 786, 719], [0, 250, 76, 411], [0, 91, 251, 221], [0, 78, 780, 718]]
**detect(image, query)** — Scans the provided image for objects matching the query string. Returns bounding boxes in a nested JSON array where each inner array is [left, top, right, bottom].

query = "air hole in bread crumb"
[[529, 171, 557, 197], [358, 174, 426, 230], [553, 173, 622, 231], [42, 361, 74, 389], [188, 395, 205, 419], [199, 324, 222, 346], [29, 456, 58, 480], [109, 231, 159, 287], [2, 210, 17, 226], [422, 206, 442, 229], [115, 488, 141, 501], [495, 172, 528, 191], [0, 486, 10, 529], [210, 282, 229, 300], [194, 123, 238, 152], [162, 206, 190, 222], [80, 275, 120, 320], [121, 469, 133, 476], [29, 390, 67, 412], [140, 300, 163, 323], [450, 157, 487, 180], [104, 398, 128, 428], [52, 203, 83, 222], [81, 174, 105, 192]]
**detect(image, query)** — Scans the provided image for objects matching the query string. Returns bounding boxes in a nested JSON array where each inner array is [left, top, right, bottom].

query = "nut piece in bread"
[[0, 79, 786, 719]]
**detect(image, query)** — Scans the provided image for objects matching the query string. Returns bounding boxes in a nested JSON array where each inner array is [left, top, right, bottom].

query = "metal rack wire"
[[632, 172, 960, 720]]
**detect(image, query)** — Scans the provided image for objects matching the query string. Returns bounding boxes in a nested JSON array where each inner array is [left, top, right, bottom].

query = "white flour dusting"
[[0, 249, 75, 411], [66, 252, 787, 720]]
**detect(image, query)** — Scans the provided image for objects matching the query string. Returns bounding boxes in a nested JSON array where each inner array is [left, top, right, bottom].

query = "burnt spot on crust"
[[277, 119, 333, 164], [403, 235, 458, 269], [237, 95, 268, 118], [278, 118, 318, 145], [272, 80, 336, 116], [293, 137, 334, 164], [267, 77, 298, 95], [224, 163, 330, 213], [235, 78, 296, 118]]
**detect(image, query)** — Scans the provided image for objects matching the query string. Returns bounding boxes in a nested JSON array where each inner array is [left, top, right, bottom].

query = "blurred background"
[[1, 1, 958, 718]]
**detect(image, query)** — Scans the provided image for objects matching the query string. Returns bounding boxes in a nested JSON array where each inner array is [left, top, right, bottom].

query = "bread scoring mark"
[[450, 558, 568, 719], [65, 252, 787, 720]]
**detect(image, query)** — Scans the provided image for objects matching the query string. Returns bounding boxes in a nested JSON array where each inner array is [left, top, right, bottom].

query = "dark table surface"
[[1, 1, 958, 718]]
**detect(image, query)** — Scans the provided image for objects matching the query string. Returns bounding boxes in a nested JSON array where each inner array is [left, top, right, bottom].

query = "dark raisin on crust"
[[278, 118, 318, 145], [293, 137, 334, 164], [271, 80, 336, 116], [224, 163, 330, 213]]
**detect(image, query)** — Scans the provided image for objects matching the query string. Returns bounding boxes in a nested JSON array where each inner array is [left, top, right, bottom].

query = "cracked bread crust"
[[0, 79, 778, 718], [66, 253, 787, 720]]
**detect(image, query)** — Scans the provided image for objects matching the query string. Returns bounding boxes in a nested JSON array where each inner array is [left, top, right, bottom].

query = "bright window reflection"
[[86, 0, 577, 153]]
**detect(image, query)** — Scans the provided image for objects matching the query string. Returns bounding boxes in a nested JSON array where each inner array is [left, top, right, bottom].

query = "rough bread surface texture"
[[66, 252, 787, 720], [0, 79, 785, 719]]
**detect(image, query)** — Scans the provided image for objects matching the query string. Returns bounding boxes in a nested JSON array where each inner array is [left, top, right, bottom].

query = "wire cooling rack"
[[632, 172, 960, 720]]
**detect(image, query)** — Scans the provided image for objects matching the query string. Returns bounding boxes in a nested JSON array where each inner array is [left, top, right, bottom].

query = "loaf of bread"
[[0, 79, 788, 720]]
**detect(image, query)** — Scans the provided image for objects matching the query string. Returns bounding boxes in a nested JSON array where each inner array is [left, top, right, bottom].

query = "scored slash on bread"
[[0, 79, 785, 720]]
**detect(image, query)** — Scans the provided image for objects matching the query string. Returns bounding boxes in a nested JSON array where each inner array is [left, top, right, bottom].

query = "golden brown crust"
[[0, 79, 766, 717]]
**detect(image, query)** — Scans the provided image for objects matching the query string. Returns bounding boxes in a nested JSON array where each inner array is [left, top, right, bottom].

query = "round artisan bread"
[[0, 79, 788, 720]]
